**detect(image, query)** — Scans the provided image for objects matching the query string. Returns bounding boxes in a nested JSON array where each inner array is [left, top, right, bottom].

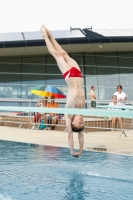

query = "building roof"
[[0, 28, 133, 56], [0, 28, 133, 48]]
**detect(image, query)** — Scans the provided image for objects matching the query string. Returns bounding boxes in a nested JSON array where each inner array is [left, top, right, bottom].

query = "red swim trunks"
[[63, 67, 83, 81]]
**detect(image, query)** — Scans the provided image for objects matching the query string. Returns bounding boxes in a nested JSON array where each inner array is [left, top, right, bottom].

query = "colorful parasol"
[[31, 85, 66, 98]]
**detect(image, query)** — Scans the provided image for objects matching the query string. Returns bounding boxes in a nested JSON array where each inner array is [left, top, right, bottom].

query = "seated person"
[[43, 96, 59, 130], [31, 97, 48, 129], [109, 95, 122, 131]]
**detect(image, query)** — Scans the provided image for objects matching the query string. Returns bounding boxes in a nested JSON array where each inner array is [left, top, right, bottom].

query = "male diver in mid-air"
[[40, 25, 85, 157]]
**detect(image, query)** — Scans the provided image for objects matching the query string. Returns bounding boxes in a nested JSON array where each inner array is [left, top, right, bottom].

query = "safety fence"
[[0, 99, 32, 128], [0, 98, 133, 136]]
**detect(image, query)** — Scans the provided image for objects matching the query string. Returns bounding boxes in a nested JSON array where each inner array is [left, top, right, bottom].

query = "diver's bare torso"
[[65, 77, 85, 109], [65, 77, 85, 133]]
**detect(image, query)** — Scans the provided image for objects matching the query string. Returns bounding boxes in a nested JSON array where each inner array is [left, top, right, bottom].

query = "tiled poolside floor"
[[0, 126, 133, 156]]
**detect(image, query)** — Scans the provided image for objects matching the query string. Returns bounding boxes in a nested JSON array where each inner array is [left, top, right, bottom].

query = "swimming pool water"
[[0, 140, 133, 200]]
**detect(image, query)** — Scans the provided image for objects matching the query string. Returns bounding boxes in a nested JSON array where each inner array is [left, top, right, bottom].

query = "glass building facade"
[[0, 52, 133, 100]]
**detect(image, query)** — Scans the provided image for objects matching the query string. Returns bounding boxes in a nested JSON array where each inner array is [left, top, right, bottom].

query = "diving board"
[[0, 106, 133, 118], [97, 105, 133, 110]]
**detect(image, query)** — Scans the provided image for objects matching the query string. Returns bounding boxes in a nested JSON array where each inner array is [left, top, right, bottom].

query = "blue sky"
[[0, 0, 133, 33]]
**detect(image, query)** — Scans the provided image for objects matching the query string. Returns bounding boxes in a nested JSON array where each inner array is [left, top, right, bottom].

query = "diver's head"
[[71, 115, 84, 132]]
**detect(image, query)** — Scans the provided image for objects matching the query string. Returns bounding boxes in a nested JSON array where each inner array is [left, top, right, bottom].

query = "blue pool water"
[[0, 141, 133, 200]]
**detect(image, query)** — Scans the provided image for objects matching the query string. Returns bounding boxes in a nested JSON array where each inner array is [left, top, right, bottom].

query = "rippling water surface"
[[0, 140, 133, 200]]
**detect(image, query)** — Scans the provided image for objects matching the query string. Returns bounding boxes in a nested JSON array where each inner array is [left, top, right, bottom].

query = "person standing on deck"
[[90, 86, 97, 108]]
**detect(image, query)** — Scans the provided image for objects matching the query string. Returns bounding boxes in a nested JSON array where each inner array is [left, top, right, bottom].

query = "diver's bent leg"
[[46, 27, 65, 54], [40, 25, 70, 74], [40, 25, 58, 59], [46, 27, 80, 70]]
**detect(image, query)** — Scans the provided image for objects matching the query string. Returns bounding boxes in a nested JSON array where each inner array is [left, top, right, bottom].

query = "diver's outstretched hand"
[[71, 152, 81, 158], [72, 155, 79, 158]]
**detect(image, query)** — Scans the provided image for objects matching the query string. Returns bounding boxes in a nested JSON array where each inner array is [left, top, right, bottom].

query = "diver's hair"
[[71, 124, 84, 133], [91, 86, 94, 89]]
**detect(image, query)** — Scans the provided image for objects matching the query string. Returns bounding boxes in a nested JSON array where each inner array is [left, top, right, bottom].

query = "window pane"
[[22, 55, 47, 85], [0, 56, 21, 72], [47, 55, 61, 74], [21, 74, 47, 85], [22, 55, 47, 71], [0, 74, 21, 84], [84, 54, 97, 99], [98, 87, 117, 100], [97, 67, 119, 100], [123, 88, 133, 101], [70, 53, 83, 67], [0, 85, 21, 98], [119, 68, 133, 100], [97, 67, 119, 85], [0, 56, 21, 84], [47, 75, 65, 86], [0, 57, 21, 98], [96, 53, 117, 67], [118, 52, 133, 67], [22, 85, 35, 99], [119, 68, 133, 87], [84, 53, 96, 69], [85, 75, 97, 87]]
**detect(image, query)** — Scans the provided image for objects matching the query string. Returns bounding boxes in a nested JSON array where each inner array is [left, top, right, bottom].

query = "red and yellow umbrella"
[[31, 85, 66, 98]]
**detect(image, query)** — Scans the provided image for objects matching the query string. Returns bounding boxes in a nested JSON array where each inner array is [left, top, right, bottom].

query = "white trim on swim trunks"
[[65, 71, 70, 81]]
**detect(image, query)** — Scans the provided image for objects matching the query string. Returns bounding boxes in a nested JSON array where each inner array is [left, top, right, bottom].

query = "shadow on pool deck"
[[88, 146, 107, 152]]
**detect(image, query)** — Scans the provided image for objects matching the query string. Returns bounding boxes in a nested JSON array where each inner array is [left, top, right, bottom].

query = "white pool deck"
[[0, 126, 133, 156]]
